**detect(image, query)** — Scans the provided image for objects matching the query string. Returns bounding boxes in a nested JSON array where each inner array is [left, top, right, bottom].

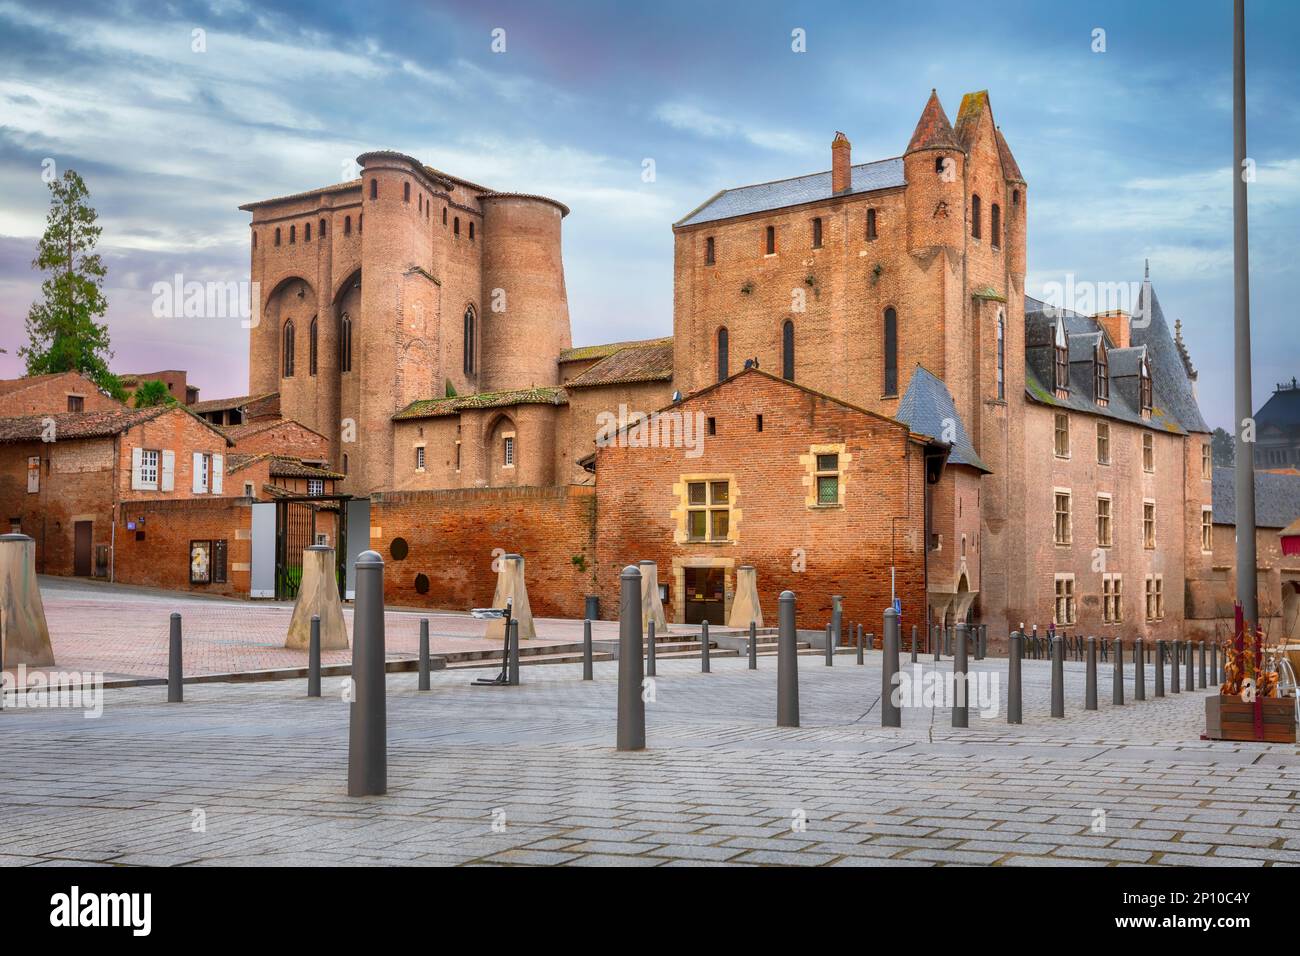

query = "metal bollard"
[[309, 614, 323, 697], [1008, 631, 1023, 724], [953, 622, 968, 728], [1050, 636, 1064, 717], [1085, 636, 1097, 710], [1171, 640, 1181, 693], [348, 550, 387, 797], [911, 624, 919, 663], [583, 619, 594, 681], [825, 623, 834, 666], [831, 596, 842, 657], [1185, 638, 1195, 692], [857, 623, 864, 665], [978, 624, 987, 660], [1198, 641, 1206, 689], [882, 607, 901, 728], [1032, 625, 1039, 660], [168, 612, 183, 703], [1134, 638, 1145, 701], [748, 620, 757, 670], [1155, 640, 1166, 697], [507, 619, 520, 686], [777, 591, 799, 728], [616, 566, 646, 751], [1112, 638, 1124, 705], [417, 617, 429, 692], [647, 619, 657, 678], [934, 624, 941, 662], [700, 619, 711, 673]]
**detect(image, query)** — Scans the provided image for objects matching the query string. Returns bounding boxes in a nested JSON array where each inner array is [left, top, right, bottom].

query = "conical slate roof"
[[907, 90, 964, 153]]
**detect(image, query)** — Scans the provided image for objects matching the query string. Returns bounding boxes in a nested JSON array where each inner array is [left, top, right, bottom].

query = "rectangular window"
[[1201, 507, 1213, 552], [140, 449, 160, 490], [1145, 574, 1164, 621], [27, 456, 39, 493], [67, 395, 84, 412], [1201, 443, 1212, 480], [765, 225, 775, 255], [307, 478, 323, 496], [1142, 433, 1154, 473], [1054, 575, 1076, 626], [1096, 422, 1110, 465], [1054, 412, 1070, 457], [1096, 495, 1112, 547], [811, 217, 822, 249], [1054, 491, 1072, 545], [198, 453, 212, 494], [503, 435, 515, 468], [686, 479, 731, 542], [815, 453, 840, 506], [415, 446, 426, 471], [1103, 573, 1123, 623], [1143, 500, 1156, 549], [704, 236, 715, 265]]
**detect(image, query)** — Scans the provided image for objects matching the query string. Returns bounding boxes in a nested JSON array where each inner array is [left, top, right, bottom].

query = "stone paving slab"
[[0, 650, 1294, 867]]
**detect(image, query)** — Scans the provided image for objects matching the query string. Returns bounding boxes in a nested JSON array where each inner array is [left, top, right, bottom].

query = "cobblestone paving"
[[20, 577, 612, 680], [0, 650, 1295, 867]]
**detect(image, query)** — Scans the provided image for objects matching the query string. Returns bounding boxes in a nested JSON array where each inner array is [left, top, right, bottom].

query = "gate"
[[273, 494, 354, 600]]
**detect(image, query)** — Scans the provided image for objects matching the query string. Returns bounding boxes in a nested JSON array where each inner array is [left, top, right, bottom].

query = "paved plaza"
[[0, 646, 1297, 867]]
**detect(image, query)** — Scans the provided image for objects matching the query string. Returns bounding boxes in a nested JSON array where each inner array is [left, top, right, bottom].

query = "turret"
[[903, 89, 966, 253]]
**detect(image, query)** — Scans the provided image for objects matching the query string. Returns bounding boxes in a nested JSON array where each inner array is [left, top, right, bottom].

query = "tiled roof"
[[190, 392, 278, 415], [393, 386, 568, 421], [675, 158, 905, 228], [953, 90, 990, 149], [995, 127, 1025, 184], [559, 336, 672, 363], [268, 457, 342, 480], [895, 366, 991, 472], [0, 407, 168, 443], [0, 371, 108, 398], [222, 418, 326, 442], [566, 342, 674, 389], [1212, 466, 1300, 529], [909, 90, 964, 153]]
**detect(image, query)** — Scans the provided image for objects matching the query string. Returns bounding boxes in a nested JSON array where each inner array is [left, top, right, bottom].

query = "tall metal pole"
[[348, 550, 387, 797], [1233, 0, 1258, 626]]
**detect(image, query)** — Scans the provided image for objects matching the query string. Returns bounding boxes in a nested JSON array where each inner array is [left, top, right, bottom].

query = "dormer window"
[[1139, 356, 1153, 414], [1052, 318, 1069, 392], [1094, 344, 1109, 404]]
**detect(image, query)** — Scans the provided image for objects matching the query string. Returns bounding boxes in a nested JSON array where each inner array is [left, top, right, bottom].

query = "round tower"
[[903, 89, 966, 253], [477, 194, 573, 391]]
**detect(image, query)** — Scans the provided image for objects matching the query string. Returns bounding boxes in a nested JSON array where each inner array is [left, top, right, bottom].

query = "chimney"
[[831, 131, 851, 193], [1096, 310, 1131, 349]]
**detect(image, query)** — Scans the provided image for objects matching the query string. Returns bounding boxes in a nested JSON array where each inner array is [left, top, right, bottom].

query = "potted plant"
[[1205, 604, 1296, 743]]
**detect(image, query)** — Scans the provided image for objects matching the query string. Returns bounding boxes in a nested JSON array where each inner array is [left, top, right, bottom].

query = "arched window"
[[1013, 189, 1020, 210], [935, 155, 946, 174], [866, 207, 877, 240], [883, 307, 898, 396], [990, 203, 1000, 249], [403, 181, 410, 203], [463, 306, 476, 375], [764, 225, 775, 255], [289, 224, 295, 244], [319, 217, 326, 237], [782, 320, 795, 381], [274, 227, 281, 246], [454, 217, 460, 236], [469, 221, 475, 240], [370, 179, 378, 200], [344, 215, 351, 236], [996, 312, 1005, 400], [971, 194, 982, 240], [716, 327, 729, 382], [304, 222, 311, 242], [308, 316, 318, 375], [339, 313, 352, 372], [282, 320, 295, 378]]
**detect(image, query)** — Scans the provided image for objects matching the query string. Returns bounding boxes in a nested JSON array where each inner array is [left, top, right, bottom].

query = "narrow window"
[[358, 213, 363, 233], [935, 155, 946, 174], [1104, 574, 1123, 623], [469, 221, 475, 240], [1094, 345, 1110, 402], [756, 414, 763, 432], [282, 320, 295, 377], [883, 307, 898, 396], [442, 207, 447, 225], [1054, 412, 1070, 457], [415, 446, 426, 471], [403, 181, 410, 203], [454, 217, 460, 236], [1201, 443, 1212, 480], [344, 215, 351, 236], [971, 193, 981, 239], [1053, 320, 1069, 391], [304, 222, 311, 242], [707, 417, 716, 436], [990, 203, 1000, 249], [1139, 357, 1153, 413], [274, 227, 281, 246], [996, 313, 1005, 399], [289, 224, 295, 244], [866, 207, 877, 240], [339, 313, 353, 372], [1097, 422, 1110, 464], [815, 453, 841, 506], [1143, 500, 1156, 548], [716, 327, 729, 382], [370, 179, 378, 200], [319, 217, 326, 238], [765, 225, 775, 255], [252, 231, 257, 249], [782, 319, 795, 381], [811, 217, 822, 249], [1054, 576, 1077, 626], [1054, 491, 1072, 545], [418, 193, 423, 211], [463, 306, 476, 375], [1143, 433, 1154, 473], [309, 315, 318, 375], [342, 453, 348, 475], [705, 236, 715, 265], [503, 435, 515, 467], [1097, 496, 1112, 547]]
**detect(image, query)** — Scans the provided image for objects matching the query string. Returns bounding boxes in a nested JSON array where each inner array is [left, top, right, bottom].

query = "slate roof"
[[566, 342, 674, 388], [895, 365, 991, 472], [1212, 466, 1300, 529], [394, 386, 568, 421], [1131, 283, 1210, 433], [1256, 383, 1300, 432], [675, 158, 906, 228], [559, 336, 672, 363]]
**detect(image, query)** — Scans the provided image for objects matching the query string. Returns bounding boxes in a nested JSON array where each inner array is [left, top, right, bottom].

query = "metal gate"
[[273, 494, 354, 600]]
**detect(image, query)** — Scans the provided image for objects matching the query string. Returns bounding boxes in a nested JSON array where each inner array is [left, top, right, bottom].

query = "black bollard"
[[777, 591, 799, 728], [308, 614, 322, 697], [1198, 641, 1206, 689], [934, 624, 941, 662], [1171, 640, 1181, 693], [1112, 637, 1124, 705], [1155, 640, 1166, 697], [1085, 636, 1097, 710], [348, 550, 387, 797], [583, 619, 594, 681], [507, 619, 520, 686], [911, 624, 919, 663], [647, 619, 657, 678], [825, 623, 834, 666], [857, 623, 864, 665], [1008, 631, 1023, 724], [1185, 638, 1195, 692], [616, 566, 646, 751], [1050, 636, 1064, 718], [1032, 625, 1039, 660], [953, 622, 969, 728], [168, 612, 183, 703], [978, 624, 987, 660], [882, 607, 901, 728], [1134, 638, 1145, 701], [748, 620, 757, 670], [700, 619, 711, 673], [416, 617, 429, 692]]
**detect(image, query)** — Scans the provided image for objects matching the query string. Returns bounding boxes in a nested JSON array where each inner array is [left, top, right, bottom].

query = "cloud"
[[653, 101, 812, 154]]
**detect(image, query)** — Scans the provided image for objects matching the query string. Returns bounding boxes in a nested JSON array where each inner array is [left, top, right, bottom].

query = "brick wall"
[[0, 372, 123, 417], [114, 497, 253, 596], [229, 420, 329, 461]]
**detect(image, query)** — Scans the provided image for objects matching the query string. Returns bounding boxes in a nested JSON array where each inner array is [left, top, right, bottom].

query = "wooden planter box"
[[1205, 695, 1297, 743]]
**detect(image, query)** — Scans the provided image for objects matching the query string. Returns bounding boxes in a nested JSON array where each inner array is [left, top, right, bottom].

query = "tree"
[[132, 379, 176, 408], [1211, 427, 1235, 468], [20, 170, 123, 399]]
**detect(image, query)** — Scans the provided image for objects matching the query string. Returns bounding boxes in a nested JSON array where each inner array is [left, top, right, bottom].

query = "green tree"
[[1211, 427, 1235, 468], [20, 170, 123, 399], [132, 379, 176, 408]]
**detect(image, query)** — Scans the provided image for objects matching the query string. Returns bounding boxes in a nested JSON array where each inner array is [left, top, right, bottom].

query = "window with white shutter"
[[160, 450, 175, 492], [211, 453, 223, 494], [136, 449, 160, 491]]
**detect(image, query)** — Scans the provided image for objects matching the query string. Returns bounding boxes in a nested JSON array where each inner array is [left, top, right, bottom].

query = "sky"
[[0, 0, 1296, 430]]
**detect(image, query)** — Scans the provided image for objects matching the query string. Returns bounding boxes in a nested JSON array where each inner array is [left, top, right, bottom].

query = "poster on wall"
[[190, 540, 212, 584]]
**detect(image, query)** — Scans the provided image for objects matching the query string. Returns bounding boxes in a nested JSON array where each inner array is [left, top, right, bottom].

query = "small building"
[[190, 392, 280, 427], [118, 370, 199, 406], [0, 371, 123, 417]]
